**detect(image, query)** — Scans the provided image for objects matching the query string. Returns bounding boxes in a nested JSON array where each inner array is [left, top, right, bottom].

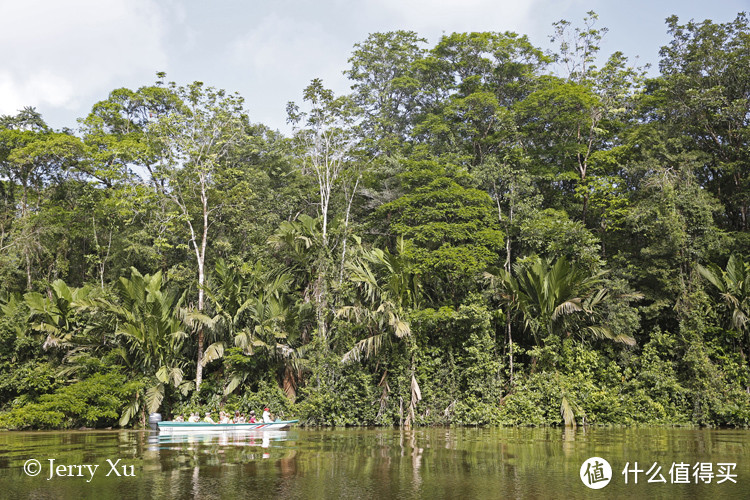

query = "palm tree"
[[269, 214, 337, 342], [99, 268, 189, 425], [496, 255, 636, 348], [491, 255, 638, 426], [338, 237, 423, 427], [697, 254, 750, 367], [24, 280, 93, 350], [697, 254, 750, 336], [338, 237, 421, 361], [201, 259, 302, 400]]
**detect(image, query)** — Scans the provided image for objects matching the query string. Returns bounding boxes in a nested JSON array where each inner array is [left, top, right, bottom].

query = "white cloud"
[[362, 0, 540, 36], [230, 13, 344, 81], [0, 0, 169, 119], [0, 71, 75, 112], [228, 13, 352, 130]]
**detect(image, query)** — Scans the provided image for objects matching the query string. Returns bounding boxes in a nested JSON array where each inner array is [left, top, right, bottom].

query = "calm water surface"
[[0, 427, 748, 499]]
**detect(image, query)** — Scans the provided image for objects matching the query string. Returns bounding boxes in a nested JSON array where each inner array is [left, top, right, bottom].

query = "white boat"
[[158, 420, 298, 433]]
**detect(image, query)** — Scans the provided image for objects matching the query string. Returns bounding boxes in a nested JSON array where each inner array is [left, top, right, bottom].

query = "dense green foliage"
[[1, 12, 749, 429]]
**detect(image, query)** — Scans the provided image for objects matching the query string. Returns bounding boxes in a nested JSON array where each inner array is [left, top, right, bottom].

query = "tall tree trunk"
[[317, 162, 331, 344], [25, 253, 32, 290], [339, 176, 360, 286], [195, 181, 209, 391], [182, 176, 210, 391], [507, 311, 514, 387], [495, 180, 515, 387], [315, 263, 328, 343], [506, 202, 514, 386], [21, 176, 28, 217]]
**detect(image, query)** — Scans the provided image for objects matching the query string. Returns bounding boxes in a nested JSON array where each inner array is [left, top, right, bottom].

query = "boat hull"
[[158, 420, 298, 433]]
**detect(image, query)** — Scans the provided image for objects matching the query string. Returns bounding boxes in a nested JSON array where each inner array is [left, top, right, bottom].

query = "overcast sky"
[[1, 0, 746, 134]]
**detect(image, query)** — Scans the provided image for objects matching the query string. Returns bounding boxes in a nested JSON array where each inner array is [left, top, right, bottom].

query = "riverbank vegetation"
[[1, 12, 749, 429]]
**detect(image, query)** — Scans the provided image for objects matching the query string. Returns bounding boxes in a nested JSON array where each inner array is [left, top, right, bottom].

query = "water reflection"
[[1, 428, 749, 499], [561, 425, 576, 456], [150, 430, 289, 448], [149, 429, 295, 469]]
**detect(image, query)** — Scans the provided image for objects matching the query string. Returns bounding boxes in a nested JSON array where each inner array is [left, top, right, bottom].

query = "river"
[[0, 427, 748, 498]]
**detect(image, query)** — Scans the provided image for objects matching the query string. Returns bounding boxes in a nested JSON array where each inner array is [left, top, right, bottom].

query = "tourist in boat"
[[203, 412, 216, 424], [234, 411, 242, 423], [248, 411, 257, 423], [174, 414, 185, 422], [262, 407, 273, 423], [188, 412, 199, 423]]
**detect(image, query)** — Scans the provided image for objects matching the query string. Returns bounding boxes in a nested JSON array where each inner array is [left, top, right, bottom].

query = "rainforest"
[[1, 12, 749, 430]]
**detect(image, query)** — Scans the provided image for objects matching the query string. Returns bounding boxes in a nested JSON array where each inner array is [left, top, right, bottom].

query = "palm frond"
[[179, 380, 194, 396], [224, 374, 246, 396], [146, 384, 165, 414], [697, 263, 727, 292], [552, 299, 583, 319], [119, 398, 140, 427], [561, 395, 576, 427], [342, 333, 387, 363], [411, 374, 422, 402], [202, 341, 225, 366]]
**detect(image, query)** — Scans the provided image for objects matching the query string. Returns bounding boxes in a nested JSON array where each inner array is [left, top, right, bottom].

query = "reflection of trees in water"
[[3, 429, 750, 498], [148, 428, 297, 492], [191, 465, 199, 498], [405, 430, 424, 493], [143, 430, 301, 498], [562, 425, 578, 457]]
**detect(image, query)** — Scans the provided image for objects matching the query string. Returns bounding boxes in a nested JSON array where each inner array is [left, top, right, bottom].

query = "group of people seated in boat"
[[173, 407, 274, 424]]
